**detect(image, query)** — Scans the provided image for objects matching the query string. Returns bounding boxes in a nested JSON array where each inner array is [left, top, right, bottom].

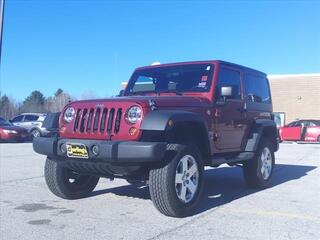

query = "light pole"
[[0, 0, 5, 65]]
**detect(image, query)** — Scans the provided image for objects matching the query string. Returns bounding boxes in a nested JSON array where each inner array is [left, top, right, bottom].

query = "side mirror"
[[117, 90, 124, 97], [216, 86, 233, 105], [221, 86, 233, 97]]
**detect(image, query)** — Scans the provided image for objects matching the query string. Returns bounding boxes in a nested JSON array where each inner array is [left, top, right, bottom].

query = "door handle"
[[238, 107, 247, 113], [214, 109, 221, 117]]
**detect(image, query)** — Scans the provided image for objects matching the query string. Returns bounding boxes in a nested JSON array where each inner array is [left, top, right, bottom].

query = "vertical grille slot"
[[100, 108, 108, 133], [114, 108, 122, 133], [80, 108, 88, 132], [86, 108, 94, 131], [74, 109, 81, 131], [93, 108, 101, 132], [107, 108, 115, 134]]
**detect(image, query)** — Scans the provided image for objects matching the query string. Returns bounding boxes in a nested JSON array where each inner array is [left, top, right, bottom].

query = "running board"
[[210, 152, 254, 167]]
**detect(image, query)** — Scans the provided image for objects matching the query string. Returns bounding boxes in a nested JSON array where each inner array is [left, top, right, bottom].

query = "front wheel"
[[44, 158, 99, 199], [243, 138, 275, 188], [149, 145, 204, 218]]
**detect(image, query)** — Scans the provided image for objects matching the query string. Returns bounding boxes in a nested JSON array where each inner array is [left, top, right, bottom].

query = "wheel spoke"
[[188, 164, 197, 177], [182, 159, 188, 172], [180, 185, 187, 202], [262, 167, 267, 179], [261, 165, 265, 176], [187, 181, 197, 195], [175, 173, 183, 184]]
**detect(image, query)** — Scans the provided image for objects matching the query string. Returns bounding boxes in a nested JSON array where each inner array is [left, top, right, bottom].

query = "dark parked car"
[[0, 117, 29, 142], [279, 119, 320, 142], [33, 60, 279, 217], [11, 113, 47, 138]]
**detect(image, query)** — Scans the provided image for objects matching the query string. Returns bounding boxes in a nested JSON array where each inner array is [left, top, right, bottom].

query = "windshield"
[[0, 118, 12, 126], [125, 64, 214, 95]]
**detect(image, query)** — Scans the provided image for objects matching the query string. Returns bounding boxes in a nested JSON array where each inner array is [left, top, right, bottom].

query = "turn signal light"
[[129, 127, 138, 136], [60, 126, 66, 134]]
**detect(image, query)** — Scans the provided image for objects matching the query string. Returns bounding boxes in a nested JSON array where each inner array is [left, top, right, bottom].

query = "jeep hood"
[[71, 96, 210, 109]]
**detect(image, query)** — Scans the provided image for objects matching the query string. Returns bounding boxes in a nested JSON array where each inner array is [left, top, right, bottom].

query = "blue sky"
[[1, 0, 320, 101]]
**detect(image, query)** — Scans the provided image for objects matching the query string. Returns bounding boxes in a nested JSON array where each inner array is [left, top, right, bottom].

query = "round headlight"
[[64, 107, 75, 123], [126, 106, 142, 124]]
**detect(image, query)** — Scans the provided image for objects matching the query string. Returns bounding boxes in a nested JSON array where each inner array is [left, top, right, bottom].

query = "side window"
[[287, 121, 297, 127], [309, 121, 320, 126], [309, 122, 316, 127], [216, 67, 241, 99], [24, 115, 39, 122], [12, 115, 24, 122], [244, 74, 271, 103]]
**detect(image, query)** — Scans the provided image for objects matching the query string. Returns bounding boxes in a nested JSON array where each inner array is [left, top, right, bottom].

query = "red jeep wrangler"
[[33, 60, 279, 217]]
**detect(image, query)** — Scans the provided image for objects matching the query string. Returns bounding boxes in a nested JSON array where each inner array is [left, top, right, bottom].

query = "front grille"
[[73, 107, 122, 135]]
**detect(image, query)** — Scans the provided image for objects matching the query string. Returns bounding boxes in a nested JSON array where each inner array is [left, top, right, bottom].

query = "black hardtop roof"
[[137, 60, 267, 77], [215, 60, 267, 77]]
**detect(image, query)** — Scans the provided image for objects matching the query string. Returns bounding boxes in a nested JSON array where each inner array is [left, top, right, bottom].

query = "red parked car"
[[0, 117, 29, 142], [278, 119, 320, 142]]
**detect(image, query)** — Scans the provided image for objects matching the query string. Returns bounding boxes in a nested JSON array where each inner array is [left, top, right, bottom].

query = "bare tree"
[[0, 93, 18, 119], [45, 89, 71, 112]]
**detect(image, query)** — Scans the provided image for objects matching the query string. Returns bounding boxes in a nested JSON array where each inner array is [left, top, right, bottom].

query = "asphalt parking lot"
[[0, 143, 319, 240]]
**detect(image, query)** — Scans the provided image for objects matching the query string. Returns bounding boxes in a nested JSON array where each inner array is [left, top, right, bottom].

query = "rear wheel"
[[31, 128, 41, 138], [317, 135, 320, 143], [243, 138, 275, 188], [149, 145, 204, 217], [44, 158, 99, 199]]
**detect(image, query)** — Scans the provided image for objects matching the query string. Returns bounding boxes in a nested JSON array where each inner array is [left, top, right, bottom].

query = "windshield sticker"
[[198, 82, 207, 88], [206, 66, 211, 71], [201, 75, 208, 81]]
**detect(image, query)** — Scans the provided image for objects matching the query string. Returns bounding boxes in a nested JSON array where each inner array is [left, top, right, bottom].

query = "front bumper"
[[1, 133, 29, 142], [33, 137, 167, 163]]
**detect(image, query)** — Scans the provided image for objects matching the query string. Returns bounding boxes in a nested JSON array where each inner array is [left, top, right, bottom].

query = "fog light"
[[92, 145, 99, 156], [129, 127, 138, 136], [60, 143, 67, 153]]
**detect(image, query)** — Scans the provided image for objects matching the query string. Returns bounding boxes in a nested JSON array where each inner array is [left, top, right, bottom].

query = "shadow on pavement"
[[90, 164, 317, 215]]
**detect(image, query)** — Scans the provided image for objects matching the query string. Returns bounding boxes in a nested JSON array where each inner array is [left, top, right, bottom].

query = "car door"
[[214, 66, 246, 151], [282, 121, 301, 140], [22, 115, 40, 131]]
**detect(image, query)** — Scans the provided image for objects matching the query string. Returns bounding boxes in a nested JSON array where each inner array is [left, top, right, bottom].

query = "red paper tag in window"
[[201, 75, 208, 81]]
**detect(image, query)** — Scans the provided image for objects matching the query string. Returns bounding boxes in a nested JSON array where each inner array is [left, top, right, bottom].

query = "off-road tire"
[[243, 138, 275, 188], [44, 158, 99, 199], [149, 145, 204, 218]]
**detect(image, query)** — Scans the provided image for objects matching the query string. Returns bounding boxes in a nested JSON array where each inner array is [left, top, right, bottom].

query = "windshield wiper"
[[157, 90, 183, 96]]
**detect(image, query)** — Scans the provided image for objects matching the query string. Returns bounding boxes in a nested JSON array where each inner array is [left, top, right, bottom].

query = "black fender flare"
[[141, 110, 207, 131], [245, 119, 279, 152], [141, 110, 213, 155]]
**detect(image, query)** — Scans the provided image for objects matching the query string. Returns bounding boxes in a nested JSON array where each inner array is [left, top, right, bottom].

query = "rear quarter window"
[[24, 115, 39, 121], [244, 74, 271, 104]]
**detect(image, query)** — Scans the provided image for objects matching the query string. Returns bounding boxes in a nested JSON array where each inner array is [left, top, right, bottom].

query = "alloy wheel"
[[260, 147, 272, 180], [175, 155, 199, 203]]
